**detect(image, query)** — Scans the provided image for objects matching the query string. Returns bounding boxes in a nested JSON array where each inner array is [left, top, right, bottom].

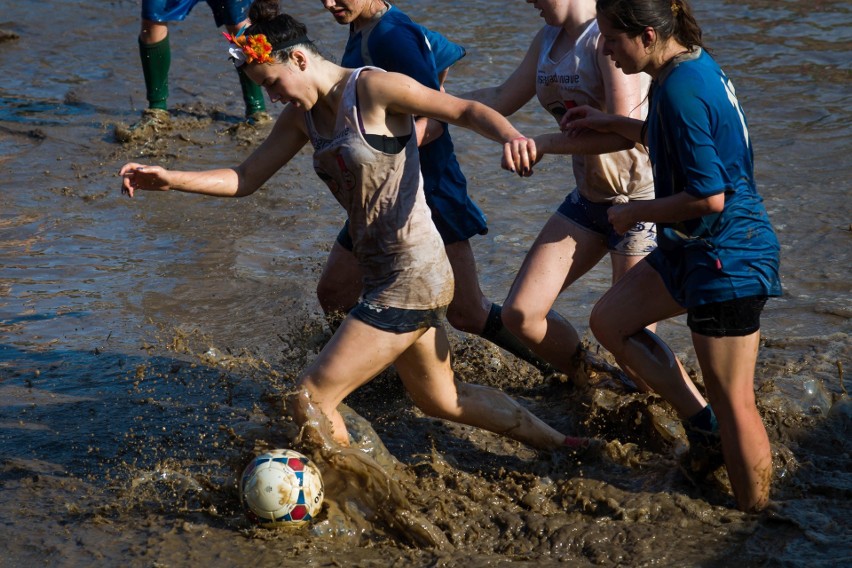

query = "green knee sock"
[[238, 67, 266, 116], [480, 304, 555, 374], [139, 36, 170, 110]]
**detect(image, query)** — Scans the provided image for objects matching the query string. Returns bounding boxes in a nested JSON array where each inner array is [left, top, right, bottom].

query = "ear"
[[641, 26, 657, 50], [289, 49, 308, 71]]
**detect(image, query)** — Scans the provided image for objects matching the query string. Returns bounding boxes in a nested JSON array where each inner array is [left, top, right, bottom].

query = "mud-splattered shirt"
[[305, 67, 454, 310]]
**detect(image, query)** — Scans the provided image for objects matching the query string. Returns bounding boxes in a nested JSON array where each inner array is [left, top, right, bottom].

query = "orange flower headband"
[[223, 28, 275, 66], [223, 26, 312, 67]]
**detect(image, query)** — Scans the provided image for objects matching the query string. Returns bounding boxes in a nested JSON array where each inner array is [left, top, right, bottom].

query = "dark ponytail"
[[245, 0, 320, 60], [596, 0, 706, 51]]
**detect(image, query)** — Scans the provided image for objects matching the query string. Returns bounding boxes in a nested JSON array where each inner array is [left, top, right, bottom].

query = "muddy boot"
[[114, 108, 170, 143], [239, 67, 270, 125], [115, 36, 171, 143], [245, 110, 272, 125]]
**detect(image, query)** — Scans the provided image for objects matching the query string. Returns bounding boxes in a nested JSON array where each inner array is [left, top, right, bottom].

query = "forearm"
[[626, 192, 724, 224], [454, 101, 522, 143], [164, 168, 245, 197], [535, 131, 635, 156], [603, 115, 645, 145]]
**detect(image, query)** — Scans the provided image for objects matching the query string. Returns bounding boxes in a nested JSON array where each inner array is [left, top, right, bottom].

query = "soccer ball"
[[240, 449, 324, 527]]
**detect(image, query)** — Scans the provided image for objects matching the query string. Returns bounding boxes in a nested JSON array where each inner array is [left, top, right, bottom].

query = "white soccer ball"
[[240, 449, 324, 527]]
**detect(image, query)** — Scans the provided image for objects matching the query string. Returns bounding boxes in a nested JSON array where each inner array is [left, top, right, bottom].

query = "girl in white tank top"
[[119, 8, 593, 456], [466, 0, 658, 390]]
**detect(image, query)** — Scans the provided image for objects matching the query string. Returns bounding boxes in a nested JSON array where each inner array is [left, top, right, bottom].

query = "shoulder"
[[371, 7, 422, 40]]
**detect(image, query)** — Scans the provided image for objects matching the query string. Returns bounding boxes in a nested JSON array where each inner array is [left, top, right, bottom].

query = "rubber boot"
[[238, 67, 270, 123]]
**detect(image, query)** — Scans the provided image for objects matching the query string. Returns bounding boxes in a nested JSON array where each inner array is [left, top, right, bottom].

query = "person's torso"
[[305, 67, 453, 309], [536, 21, 654, 202], [647, 49, 780, 300], [342, 5, 466, 195]]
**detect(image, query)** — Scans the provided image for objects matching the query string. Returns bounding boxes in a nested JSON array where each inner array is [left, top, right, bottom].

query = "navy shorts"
[[687, 296, 767, 337], [142, 0, 250, 27], [556, 189, 656, 255], [349, 300, 447, 333]]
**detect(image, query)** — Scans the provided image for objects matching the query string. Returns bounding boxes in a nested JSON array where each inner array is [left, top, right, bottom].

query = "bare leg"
[[394, 326, 566, 450], [293, 316, 424, 445], [590, 260, 708, 418], [609, 252, 656, 391], [693, 331, 772, 511], [502, 214, 607, 373], [443, 240, 491, 334], [140, 19, 167, 44], [316, 241, 362, 316]]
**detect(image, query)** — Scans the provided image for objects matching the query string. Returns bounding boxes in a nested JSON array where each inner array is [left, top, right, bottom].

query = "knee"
[[500, 299, 534, 338], [589, 302, 617, 350]]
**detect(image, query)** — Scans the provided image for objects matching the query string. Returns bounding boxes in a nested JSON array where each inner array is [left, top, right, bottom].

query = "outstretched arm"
[[120, 106, 309, 198], [362, 71, 539, 175]]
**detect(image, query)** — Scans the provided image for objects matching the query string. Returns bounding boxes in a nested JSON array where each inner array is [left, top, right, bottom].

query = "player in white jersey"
[[466, 0, 663, 390]]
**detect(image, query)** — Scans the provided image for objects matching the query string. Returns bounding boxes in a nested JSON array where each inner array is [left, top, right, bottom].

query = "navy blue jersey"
[[341, 5, 487, 243], [646, 49, 781, 307]]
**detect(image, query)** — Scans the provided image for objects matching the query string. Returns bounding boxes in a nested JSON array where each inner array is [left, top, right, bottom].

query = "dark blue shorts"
[[349, 300, 447, 333], [142, 0, 250, 27], [556, 189, 656, 255], [687, 296, 767, 337]]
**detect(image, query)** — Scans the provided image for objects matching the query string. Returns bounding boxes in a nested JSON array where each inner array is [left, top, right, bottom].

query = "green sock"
[[238, 67, 266, 116], [139, 36, 170, 110], [480, 304, 555, 374]]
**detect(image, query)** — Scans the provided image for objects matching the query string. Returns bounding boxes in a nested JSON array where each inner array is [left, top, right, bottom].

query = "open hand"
[[119, 163, 170, 198]]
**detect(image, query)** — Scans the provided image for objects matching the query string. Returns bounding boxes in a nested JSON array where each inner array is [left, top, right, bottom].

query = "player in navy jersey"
[[564, 0, 781, 511], [315, 0, 554, 374]]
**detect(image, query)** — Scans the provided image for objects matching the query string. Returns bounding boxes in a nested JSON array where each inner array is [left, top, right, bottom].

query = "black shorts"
[[349, 300, 447, 333], [687, 296, 767, 337]]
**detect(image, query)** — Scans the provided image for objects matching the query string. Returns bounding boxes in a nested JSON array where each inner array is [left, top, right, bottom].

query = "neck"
[[647, 39, 691, 78], [314, 62, 351, 114], [352, 0, 388, 32], [561, 3, 597, 37]]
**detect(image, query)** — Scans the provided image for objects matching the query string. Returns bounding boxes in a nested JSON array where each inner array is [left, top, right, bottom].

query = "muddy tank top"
[[305, 67, 454, 310], [535, 21, 654, 203]]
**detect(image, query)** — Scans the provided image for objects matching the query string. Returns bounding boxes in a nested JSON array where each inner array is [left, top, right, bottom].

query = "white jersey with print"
[[535, 21, 654, 202]]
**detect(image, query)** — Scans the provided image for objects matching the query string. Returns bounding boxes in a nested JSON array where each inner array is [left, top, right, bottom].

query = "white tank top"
[[535, 21, 654, 202], [305, 67, 454, 310]]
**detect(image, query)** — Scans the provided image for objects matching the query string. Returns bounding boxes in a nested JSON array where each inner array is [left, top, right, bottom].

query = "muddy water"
[[0, 0, 849, 566]]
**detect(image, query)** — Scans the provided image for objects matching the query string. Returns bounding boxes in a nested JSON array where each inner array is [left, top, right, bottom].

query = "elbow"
[[694, 192, 725, 215]]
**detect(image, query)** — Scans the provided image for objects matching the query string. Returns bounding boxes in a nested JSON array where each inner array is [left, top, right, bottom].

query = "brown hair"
[[246, 0, 320, 59], [596, 0, 706, 51]]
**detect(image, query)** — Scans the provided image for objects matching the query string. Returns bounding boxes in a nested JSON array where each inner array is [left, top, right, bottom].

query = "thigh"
[[298, 316, 424, 408], [506, 213, 607, 317], [610, 251, 646, 284], [393, 326, 456, 414], [316, 241, 363, 311], [592, 259, 685, 337], [691, 331, 761, 403]]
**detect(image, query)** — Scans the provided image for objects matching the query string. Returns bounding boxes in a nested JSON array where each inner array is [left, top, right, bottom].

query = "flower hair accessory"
[[670, 1, 681, 16], [223, 26, 275, 67]]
